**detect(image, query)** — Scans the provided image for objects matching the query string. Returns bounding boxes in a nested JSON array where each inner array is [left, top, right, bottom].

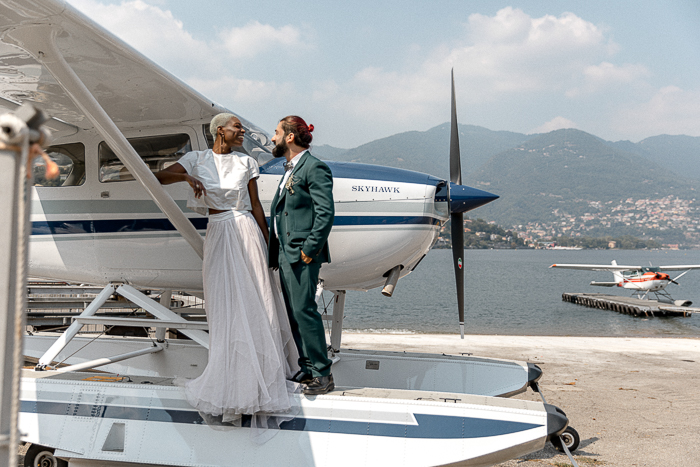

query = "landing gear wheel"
[[552, 426, 580, 453], [23, 444, 67, 467]]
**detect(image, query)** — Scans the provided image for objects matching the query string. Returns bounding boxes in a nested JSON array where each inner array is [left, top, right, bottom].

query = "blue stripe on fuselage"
[[30, 216, 439, 235], [262, 158, 444, 186], [20, 400, 541, 439]]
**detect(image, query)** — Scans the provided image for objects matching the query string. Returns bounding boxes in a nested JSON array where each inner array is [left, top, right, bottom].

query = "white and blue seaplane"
[[0, 1, 578, 466]]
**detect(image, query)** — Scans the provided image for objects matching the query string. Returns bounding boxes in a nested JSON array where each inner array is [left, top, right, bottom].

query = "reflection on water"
[[338, 249, 700, 337]]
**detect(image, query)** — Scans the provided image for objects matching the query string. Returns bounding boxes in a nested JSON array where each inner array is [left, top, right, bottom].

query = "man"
[[268, 116, 335, 395]]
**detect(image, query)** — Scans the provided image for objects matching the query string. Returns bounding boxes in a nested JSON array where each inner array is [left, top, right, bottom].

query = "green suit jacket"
[[268, 152, 334, 268]]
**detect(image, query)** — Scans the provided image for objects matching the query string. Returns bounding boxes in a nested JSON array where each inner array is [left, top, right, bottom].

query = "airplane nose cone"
[[449, 182, 499, 214]]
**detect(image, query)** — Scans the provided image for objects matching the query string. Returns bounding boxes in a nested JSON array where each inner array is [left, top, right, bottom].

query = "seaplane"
[[550, 260, 700, 306], [0, 1, 580, 466]]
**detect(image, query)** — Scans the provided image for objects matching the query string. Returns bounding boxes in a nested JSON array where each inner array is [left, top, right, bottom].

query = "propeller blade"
[[672, 270, 691, 282], [451, 212, 465, 338], [450, 68, 462, 186], [449, 69, 465, 339]]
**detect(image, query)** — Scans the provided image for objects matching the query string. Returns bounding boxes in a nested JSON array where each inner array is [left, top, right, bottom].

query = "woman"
[[155, 113, 299, 422]]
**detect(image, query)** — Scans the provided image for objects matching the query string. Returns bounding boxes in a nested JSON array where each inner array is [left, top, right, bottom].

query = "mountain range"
[[313, 125, 700, 231]]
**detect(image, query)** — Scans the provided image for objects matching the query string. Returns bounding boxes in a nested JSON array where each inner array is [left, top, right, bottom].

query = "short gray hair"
[[209, 113, 237, 138]]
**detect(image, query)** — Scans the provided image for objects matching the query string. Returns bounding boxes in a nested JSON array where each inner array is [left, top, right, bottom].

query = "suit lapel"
[[274, 151, 310, 209]]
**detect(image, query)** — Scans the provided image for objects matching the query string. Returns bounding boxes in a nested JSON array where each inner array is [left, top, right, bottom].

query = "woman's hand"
[[186, 174, 207, 199], [154, 162, 202, 197]]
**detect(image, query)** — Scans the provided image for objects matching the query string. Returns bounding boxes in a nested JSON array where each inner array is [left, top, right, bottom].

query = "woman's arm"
[[248, 178, 269, 244], [154, 163, 206, 198]]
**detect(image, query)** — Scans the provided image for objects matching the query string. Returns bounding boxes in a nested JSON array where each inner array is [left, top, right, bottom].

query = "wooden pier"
[[561, 293, 700, 318]]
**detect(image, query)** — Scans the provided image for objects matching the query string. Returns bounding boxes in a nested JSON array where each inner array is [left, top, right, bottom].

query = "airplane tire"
[[23, 444, 67, 467], [551, 426, 580, 453]]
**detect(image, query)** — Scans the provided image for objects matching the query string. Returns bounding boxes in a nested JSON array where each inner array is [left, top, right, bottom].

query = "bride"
[[155, 113, 299, 421]]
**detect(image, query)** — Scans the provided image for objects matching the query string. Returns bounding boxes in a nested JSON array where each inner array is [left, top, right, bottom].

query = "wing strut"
[[8, 24, 204, 259]]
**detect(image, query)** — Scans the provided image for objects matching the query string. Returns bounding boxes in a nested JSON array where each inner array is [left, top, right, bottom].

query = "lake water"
[[331, 249, 700, 337]]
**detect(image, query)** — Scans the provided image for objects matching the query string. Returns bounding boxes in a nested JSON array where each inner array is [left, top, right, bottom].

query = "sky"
[[66, 0, 700, 149]]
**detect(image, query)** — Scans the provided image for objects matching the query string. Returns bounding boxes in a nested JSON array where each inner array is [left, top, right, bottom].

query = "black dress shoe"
[[291, 370, 313, 384], [303, 374, 335, 395]]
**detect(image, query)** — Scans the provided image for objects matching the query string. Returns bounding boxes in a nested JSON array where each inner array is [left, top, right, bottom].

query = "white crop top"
[[177, 149, 260, 216]]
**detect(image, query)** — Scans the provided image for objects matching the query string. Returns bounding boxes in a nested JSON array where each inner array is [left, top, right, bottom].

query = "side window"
[[99, 134, 191, 183], [33, 142, 86, 187]]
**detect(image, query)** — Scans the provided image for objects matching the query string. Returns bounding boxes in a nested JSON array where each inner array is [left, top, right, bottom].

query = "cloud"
[[448, 7, 613, 94], [614, 86, 700, 138], [62, 3, 678, 147], [530, 117, 579, 135], [67, 0, 305, 76], [67, 0, 212, 74], [187, 76, 294, 106], [308, 8, 627, 143], [565, 62, 650, 97], [219, 21, 304, 59]]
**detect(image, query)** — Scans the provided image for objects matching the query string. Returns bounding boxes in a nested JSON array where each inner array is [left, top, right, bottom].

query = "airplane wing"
[[657, 265, 700, 271], [550, 264, 640, 271], [0, 0, 228, 138]]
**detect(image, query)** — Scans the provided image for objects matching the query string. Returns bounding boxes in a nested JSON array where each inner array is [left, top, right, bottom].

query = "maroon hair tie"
[[307, 124, 314, 133]]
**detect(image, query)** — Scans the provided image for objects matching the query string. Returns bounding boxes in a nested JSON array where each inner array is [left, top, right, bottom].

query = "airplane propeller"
[[449, 69, 465, 339]]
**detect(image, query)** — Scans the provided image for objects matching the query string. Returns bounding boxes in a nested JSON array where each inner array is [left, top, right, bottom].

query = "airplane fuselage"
[[28, 123, 449, 292], [618, 271, 671, 292]]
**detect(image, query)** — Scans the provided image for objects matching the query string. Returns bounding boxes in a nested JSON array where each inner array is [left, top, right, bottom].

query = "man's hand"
[[301, 250, 313, 264]]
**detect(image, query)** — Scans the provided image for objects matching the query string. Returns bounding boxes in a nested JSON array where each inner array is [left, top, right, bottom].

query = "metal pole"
[[36, 283, 116, 369], [330, 291, 346, 353], [52, 344, 163, 374], [155, 289, 172, 342], [0, 112, 29, 467]]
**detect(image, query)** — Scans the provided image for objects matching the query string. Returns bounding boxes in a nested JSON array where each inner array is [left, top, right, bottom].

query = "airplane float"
[[550, 260, 700, 306], [0, 1, 580, 466]]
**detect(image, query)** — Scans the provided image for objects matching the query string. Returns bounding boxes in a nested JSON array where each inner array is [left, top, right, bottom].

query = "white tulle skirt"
[[184, 211, 299, 422]]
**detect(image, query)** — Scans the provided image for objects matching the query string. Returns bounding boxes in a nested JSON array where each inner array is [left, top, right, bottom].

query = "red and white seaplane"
[[550, 260, 700, 305]]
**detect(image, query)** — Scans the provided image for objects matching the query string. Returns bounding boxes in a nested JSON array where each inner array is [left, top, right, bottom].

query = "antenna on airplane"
[[449, 69, 465, 339]]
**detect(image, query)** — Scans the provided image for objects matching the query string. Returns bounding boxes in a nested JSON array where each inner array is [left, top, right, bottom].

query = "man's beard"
[[272, 139, 288, 158]]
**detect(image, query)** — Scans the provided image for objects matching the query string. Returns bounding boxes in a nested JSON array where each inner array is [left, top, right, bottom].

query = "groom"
[[268, 115, 335, 395]]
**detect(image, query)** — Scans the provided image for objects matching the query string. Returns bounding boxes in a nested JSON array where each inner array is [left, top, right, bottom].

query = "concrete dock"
[[561, 292, 699, 317]]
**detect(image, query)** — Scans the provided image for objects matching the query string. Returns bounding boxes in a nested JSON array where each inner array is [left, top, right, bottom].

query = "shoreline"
[[340, 333, 700, 466], [342, 329, 700, 339]]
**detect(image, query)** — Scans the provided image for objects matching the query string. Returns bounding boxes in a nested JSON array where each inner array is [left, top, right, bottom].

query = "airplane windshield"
[[201, 120, 274, 166]]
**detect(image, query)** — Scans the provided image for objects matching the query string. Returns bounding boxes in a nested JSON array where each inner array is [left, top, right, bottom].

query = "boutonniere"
[[285, 175, 298, 194]]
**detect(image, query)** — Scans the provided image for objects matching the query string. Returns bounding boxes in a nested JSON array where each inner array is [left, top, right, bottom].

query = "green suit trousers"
[[277, 248, 332, 377]]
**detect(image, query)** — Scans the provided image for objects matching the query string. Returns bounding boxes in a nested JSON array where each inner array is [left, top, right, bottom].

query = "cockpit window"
[[99, 134, 191, 183], [202, 118, 273, 166], [33, 142, 86, 187]]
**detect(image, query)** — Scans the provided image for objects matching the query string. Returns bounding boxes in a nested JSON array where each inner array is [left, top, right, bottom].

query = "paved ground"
[[343, 334, 700, 467]]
